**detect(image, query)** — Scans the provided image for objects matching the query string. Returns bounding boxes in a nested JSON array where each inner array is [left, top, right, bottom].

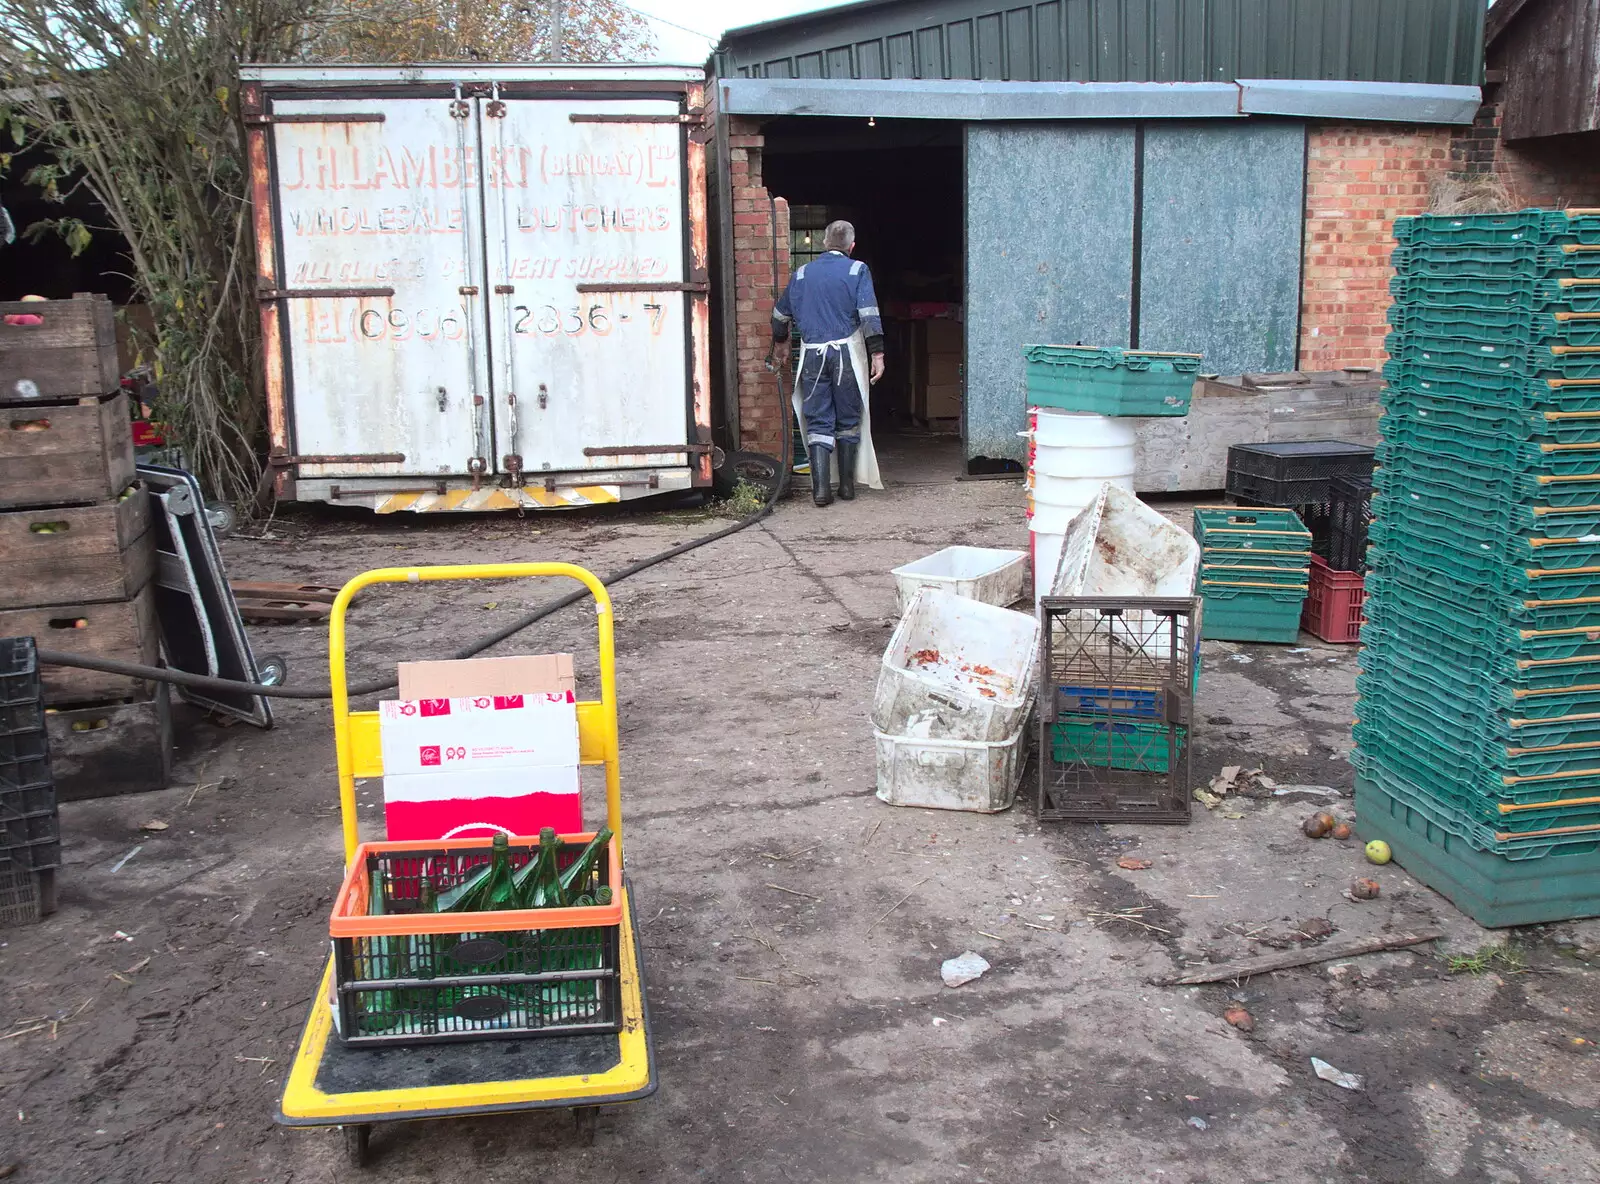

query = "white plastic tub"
[[872, 588, 1039, 743], [1023, 410, 1138, 603], [1052, 482, 1199, 599], [1049, 481, 1200, 647], [873, 718, 1029, 813], [891, 546, 1028, 614]]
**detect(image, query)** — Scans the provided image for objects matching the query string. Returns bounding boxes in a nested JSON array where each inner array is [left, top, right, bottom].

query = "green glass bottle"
[[435, 856, 495, 913], [594, 886, 613, 907], [478, 834, 520, 911], [511, 828, 560, 908], [360, 869, 402, 1033], [557, 827, 613, 905]]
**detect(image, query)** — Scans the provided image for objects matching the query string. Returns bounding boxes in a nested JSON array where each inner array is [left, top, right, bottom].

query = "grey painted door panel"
[[964, 124, 1135, 463], [1138, 122, 1305, 373]]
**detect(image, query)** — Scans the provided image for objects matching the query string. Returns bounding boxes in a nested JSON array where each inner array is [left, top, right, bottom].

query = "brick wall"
[[728, 117, 791, 458], [1298, 126, 1457, 373], [1452, 85, 1600, 209]]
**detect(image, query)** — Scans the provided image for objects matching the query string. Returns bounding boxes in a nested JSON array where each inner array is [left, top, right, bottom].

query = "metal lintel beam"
[[721, 77, 1483, 126], [1236, 80, 1481, 126], [721, 79, 1243, 121]]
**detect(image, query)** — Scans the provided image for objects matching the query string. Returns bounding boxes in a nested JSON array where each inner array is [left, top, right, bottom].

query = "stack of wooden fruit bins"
[[0, 294, 171, 800]]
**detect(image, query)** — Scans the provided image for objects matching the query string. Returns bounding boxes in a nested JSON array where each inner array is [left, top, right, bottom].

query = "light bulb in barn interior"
[[867, 116, 876, 127], [803, 233, 811, 245]]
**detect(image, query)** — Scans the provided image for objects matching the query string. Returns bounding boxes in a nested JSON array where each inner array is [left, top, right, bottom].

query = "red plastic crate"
[[1302, 553, 1366, 643]]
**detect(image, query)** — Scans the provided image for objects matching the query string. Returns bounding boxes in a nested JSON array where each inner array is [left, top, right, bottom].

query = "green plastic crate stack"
[[1192, 506, 1311, 643], [1358, 208, 1600, 926], [1023, 345, 1203, 417]]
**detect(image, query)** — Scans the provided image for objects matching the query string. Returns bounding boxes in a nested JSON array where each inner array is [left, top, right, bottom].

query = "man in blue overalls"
[[772, 220, 885, 507]]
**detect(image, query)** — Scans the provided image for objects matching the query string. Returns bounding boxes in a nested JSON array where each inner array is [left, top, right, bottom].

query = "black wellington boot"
[[809, 444, 834, 507], [836, 440, 858, 501]]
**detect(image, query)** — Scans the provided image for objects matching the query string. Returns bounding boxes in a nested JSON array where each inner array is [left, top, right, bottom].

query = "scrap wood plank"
[[1159, 928, 1445, 986], [229, 581, 338, 623]]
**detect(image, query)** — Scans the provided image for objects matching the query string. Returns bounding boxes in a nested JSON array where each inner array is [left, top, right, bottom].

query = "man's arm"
[[853, 262, 885, 384], [770, 274, 795, 365]]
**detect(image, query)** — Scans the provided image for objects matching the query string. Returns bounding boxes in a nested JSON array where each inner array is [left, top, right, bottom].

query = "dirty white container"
[[891, 546, 1028, 614], [872, 588, 1039, 743], [1024, 409, 1137, 604], [1050, 481, 1200, 652], [1052, 482, 1199, 598], [873, 718, 1029, 812]]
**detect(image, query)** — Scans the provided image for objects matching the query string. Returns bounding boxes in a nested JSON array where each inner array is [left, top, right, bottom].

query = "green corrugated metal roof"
[[714, 0, 1484, 87]]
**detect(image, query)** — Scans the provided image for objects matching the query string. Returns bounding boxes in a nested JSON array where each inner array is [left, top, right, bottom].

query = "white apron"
[[791, 329, 884, 492]]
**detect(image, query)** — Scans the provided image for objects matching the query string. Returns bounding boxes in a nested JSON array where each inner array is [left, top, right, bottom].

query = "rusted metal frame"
[[711, 83, 741, 448], [572, 281, 709, 293], [685, 80, 714, 487], [568, 112, 704, 124], [268, 451, 406, 467], [242, 83, 294, 504], [257, 287, 396, 300], [243, 113, 385, 125], [582, 444, 713, 457]]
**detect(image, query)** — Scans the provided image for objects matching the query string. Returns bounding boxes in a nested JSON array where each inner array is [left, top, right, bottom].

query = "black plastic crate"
[[1226, 441, 1377, 507], [333, 837, 623, 1047], [0, 637, 44, 738], [0, 866, 57, 928], [1328, 475, 1374, 572]]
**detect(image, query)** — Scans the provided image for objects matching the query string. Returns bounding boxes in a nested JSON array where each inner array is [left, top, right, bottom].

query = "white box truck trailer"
[[239, 64, 712, 513]]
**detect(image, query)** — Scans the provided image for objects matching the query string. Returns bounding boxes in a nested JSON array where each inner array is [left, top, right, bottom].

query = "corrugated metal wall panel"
[[1137, 121, 1304, 373], [964, 124, 1137, 463], [718, 0, 1483, 86]]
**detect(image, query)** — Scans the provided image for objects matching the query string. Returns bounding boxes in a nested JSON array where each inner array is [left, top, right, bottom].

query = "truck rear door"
[[268, 98, 492, 479]]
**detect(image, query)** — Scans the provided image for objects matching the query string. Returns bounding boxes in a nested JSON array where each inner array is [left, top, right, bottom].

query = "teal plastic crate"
[[1383, 392, 1600, 446], [1050, 717, 1186, 773], [1023, 345, 1202, 417], [1388, 304, 1600, 347], [1199, 584, 1305, 643], [1392, 242, 1600, 279], [1192, 506, 1312, 547], [1394, 210, 1600, 248], [1354, 773, 1600, 926], [1386, 335, 1600, 381]]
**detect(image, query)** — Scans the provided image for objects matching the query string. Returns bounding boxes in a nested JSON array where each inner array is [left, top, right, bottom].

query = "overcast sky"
[[625, 0, 838, 63]]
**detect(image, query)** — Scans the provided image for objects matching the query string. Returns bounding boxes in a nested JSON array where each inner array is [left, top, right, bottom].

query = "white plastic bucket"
[[1024, 410, 1137, 603], [891, 546, 1028, 614]]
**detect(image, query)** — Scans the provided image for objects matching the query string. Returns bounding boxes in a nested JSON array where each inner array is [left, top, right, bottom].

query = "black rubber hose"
[[40, 198, 799, 701]]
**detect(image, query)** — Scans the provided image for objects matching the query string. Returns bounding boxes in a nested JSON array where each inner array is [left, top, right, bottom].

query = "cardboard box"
[[924, 318, 963, 356], [398, 653, 574, 700], [925, 354, 962, 386], [383, 767, 582, 840], [378, 693, 579, 776], [924, 383, 962, 419]]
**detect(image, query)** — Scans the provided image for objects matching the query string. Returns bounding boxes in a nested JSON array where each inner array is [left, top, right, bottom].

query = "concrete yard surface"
[[2, 438, 1598, 1184]]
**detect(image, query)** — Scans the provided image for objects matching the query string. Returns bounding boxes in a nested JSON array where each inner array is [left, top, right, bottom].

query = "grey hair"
[[822, 220, 856, 251]]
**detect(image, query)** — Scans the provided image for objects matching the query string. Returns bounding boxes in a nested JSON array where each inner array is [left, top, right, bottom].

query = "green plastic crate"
[[1354, 773, 1600, 926], [1199, 584, 1305, 643], [1023, 345, 1202, 417], [1051, 717, 1186, 773], [1388, 272, 1600, 313], [1193, 506, 1313, 546], [1386, 335, 1600, 381], [1394, 210, 1600, 248], [1388, 304, 1600, 347], [1392, 242, 1600, 279]]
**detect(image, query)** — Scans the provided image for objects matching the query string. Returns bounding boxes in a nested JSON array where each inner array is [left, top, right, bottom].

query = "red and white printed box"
[[377, 693, 579, 775], [377, 692, 581, 840], [382, 767, 582, 840]]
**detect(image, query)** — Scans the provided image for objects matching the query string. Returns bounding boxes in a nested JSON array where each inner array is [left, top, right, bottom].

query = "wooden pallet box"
[[0, 294, 120, 404], [0, 484, 155, 610], [0, 586, 159, 706], [0, 392, 137, 510], [47, 684, 173, 801]]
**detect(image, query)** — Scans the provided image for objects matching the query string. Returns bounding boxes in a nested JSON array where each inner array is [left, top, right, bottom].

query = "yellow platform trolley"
[[278, 563, 654, 1166]]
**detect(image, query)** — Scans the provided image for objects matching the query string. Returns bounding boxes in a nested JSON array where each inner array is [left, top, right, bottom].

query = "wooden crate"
[[47, 685, 172, 801], [0, 294, 120, 403], [0, 485, 154, 610], [0, 586, 159, 706], [0, 392, 136, 510]]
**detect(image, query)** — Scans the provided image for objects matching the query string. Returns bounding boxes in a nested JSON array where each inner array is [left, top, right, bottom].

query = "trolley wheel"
[[343, 1123, 372, 1167], [573, 1106, 598, 1146], [712, 450, 784, 500], [204, 500, 237, 538], [255, 655, 288, 688]]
